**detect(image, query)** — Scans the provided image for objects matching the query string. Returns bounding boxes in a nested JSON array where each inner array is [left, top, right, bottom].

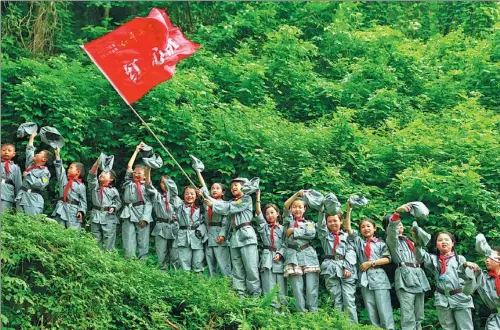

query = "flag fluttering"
[[83, 8, 200, 104]]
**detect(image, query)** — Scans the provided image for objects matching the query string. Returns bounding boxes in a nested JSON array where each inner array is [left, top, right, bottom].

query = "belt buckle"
[[334, 255, 340, 261], [100, 207, 105, 212], [401, 262, 406, 267], [445, 290, 451, 297], [1, 178, 5, 184], [27, 188, 32, 193]]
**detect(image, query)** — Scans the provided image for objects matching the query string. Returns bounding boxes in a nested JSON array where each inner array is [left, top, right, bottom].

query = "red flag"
[[82, 8, 200, 104]]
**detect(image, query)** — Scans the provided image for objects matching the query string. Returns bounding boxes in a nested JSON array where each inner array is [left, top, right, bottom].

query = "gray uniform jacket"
[[87, 172, 121, 224], [203, 204, 230, 247], [119, 170, 152, 223], [52, 160, 87, 221], [283, 210, 319, 267], [209, 194, 257, 248], [386, 218, 430, 293], [171, 197, 206, 249], [463, 269, 500, 329], [16, 145, 51, 208], [317, 212, 357, 279], [416, 243, 474, 308], [256, 213, 285, 273], [349, 231, 391, 289], [146, 183, 179, 240], [1, 160, 22, 203]]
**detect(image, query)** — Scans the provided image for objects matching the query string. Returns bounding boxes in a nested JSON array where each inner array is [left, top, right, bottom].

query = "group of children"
[[2, 134, 499, 330]]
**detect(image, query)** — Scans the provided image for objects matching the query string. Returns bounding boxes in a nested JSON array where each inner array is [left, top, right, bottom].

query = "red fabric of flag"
[[82, 8, 200, 104]]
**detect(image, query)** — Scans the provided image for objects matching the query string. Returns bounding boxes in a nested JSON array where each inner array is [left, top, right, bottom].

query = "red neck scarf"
[[162, 192, 170, 213], [269, 223, 276, 248], [134, 180, 144, 202], [185, 203, 196, 221], [331, 231, 340, 254], [439, 253, 455, 276], [400, 235, 415, 254], [63, 176, 82, 202], [365, 237, 373, 260], [2, 159, 10, 176], [24, 164, 43, 174], [293, 218, 305, 228], [231, 196, 242, 225], [488, 271, 500, 297], [100, 184, 111, 204]]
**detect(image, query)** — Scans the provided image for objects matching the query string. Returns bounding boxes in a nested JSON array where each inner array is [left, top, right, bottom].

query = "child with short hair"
[[120, 143, 153, 260], [318, 203, 358, 323], [88, 157, 122, 251], [204, 177, 261, 296], [52, 147, 87, 229], [255, 189, 286, 300], [145, 167, 180, 271], [413, 223, 474, 330], [15, 132, 52, 215], [1, 143, 22, 212], [345, 202, 395, 329], [170, 184, 206, 272], [463, 234, 500, 330], [283, 190, 320, 313], [383, 204, 430, 330]]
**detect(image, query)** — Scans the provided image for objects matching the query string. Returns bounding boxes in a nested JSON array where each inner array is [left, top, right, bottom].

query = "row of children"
[[2, 126, 499, 330]]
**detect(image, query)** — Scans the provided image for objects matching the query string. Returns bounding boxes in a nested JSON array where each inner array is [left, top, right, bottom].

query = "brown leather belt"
[[399, 262, 421, 268], [263, 245, 277, 252], [209, 222, 222, 227], [156, 218, 174, 224], [288, 243, 311, 251], [436, 287, 462, 296], [235, 222, 252, 230], [179, 225, 199, 230], [93, 206, 111, 212], [324, 255, 345, 260], [132, 201, 145, 207], [21, 186, 42, 194], [60, 198, 79, 206]]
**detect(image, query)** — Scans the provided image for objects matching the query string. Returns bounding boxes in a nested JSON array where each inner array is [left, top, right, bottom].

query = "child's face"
[[1, 145, 16, 161], [67, 163, 81, 178], [32, 151, 47, 165], [99, 171, 113, 185], [265, 207, 278, 225], [211, 183, 224, 199], [184, 188, 196, 204], [230, 182, 243, 197], [291, 200, 306, 219], [485, 251, 500, 272], [160, 180, 167, 192], [133, 167, 145, 182], [398, 223, 404, 235], [436, 233, 454, 254], [360, 220, 376, 239], [327, 215, 342, 233]]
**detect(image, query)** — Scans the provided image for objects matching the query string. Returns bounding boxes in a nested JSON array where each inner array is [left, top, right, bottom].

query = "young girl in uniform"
[[283, 190, 320, 312], [345, 202, 395, 329], [413, 223, 474, 330], [255, 189, 286, 301], [318, 202, 358, 323]]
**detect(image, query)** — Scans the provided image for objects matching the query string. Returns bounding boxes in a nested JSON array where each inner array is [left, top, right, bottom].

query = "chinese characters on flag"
[[83, 8, 200, 104]]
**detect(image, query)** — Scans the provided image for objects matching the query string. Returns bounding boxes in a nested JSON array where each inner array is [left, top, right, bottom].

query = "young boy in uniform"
[[204, 177, 261, 296], [1, 143, 22, 212], [120, 143, 153, 260], [88, 156, 122, 251], [15, 132, 52, 215], [52, 147, 87, 229]]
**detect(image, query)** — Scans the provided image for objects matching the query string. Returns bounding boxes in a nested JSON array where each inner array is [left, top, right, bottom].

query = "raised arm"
[[344, 202, 354, 235], [196, 170, 207, 189], [145, 167, 151, 185], [127, 142, 142, 171], [283, 190, 304, 211], [255, 189, 262, 216]]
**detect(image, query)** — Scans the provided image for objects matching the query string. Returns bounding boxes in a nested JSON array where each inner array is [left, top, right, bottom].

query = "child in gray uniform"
[[52, 147, 87, 229], [204, 177, 261, 297], [345, 202, 395, 329], [413, 224, 474, 330], [463, 234, 500, 330], [283, 190, 320, 313], [145, 167, 179, 271], [120, 143, 153, 260], [1, 143, 22, 211], [16, 132, 52, 215], [384, 204, 430, 330], [318, 204, 358, 323], [88, 157, 122, 251], [255, 190, 286, 301]]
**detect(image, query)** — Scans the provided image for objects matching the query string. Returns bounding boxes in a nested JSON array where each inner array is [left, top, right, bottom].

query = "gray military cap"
[[230, 177, 249, 185], [142, 153, 163, 169], [189, 154, 204, 172], [162, 177, 178, 197], [17, 122, 38, 138], [324, 192, 341, 215], [99, 153, 114, 172], [408, 201, 429, 218], [475, 233, 493, 257], [139, 143, 154, 158], [40, 126, 65, 148], [303, 189, 324, 211], [411, 221, 431, 247], [242, 177, 260, 195], [348, 195, 369, 208]]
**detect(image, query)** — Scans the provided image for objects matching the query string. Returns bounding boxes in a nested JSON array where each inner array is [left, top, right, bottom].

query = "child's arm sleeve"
[[13, 166, 22, 195], [25, 145, 35, 168], [87, 171, 98, 191], [255, 212, 267, 233], [293, 222, 316, 240], [112, 190, 122, 211], [317, 210, 327, 241], [78, 185, 87, 215], [54, 159, 67, 190]]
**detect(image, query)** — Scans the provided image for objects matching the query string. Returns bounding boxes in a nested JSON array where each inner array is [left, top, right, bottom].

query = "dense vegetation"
[[1, 1, 499, 329]]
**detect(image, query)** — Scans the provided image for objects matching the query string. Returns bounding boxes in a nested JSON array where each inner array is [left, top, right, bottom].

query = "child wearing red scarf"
[[1, 143, 22, 212]]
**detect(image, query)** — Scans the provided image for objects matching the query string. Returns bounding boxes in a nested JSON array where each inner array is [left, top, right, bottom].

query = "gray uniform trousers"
[[177, 246, 204, 272], [436, 307, 473, 330], [122, 219, 150, 260], [231, 244, 261, 296], [289, 272, 319, 312], [57, 218, 82, 230], [207, 246, 232, 277], [1, 200, 14, 211], [325, 276, 358, 323], [91, 222, 117, 251], [396, 289, 425, 330], [156, 237, 176, 271], [261, 269, 286, 296], [361, 287, 395, 329]]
